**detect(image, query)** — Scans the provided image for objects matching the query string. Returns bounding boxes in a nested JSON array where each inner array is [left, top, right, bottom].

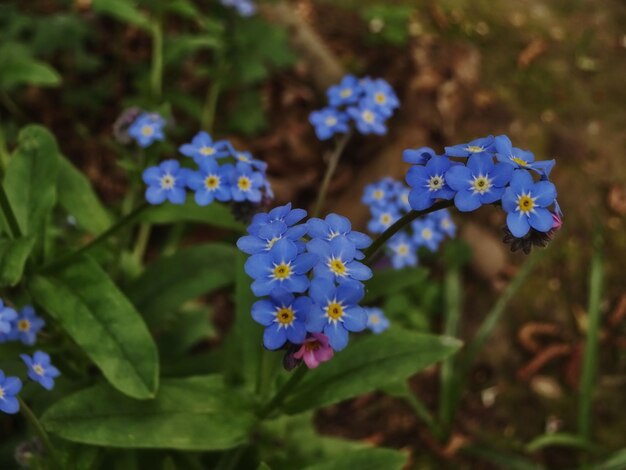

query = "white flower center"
[[471, 174, 493, 194], [426, 174, 445, 191], [160, 174, 175, 189]]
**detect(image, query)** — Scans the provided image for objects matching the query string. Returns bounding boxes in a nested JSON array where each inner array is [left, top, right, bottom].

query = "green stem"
[[0, 128, 10, 174], [132, 222, 152, 264], [258, 365, 308, 419], [405, 392, 442, 438], [0, 182, 22, 239], [362, 201, 453, 264], [312, 132, 352, 218], [578, 229, 604, 444], [201, 68, 223, 133], [18, 398, 57, 464], [150, 19, 163, 101]]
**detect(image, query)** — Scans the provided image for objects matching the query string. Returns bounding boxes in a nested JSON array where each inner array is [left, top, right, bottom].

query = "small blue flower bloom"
[[412, 218, 443, 252], [186, 158, 232, 206], [244, 238, 318, 296], [403, 146, 437, 165], [306, 213, 372, 256], [248, 203, 307, 234], [494, 135, 555, 175], [429, 209, 456, 238], [230, 162, 264, 203], [361, 78, 399, 118], [501, 170, 557, 237], [362, 178, 396, 208], [397, 186, 412, 213], [445, 135, 495, 158], [445, 154, 514, 212], [230, 148, 268, 172], [309, 107, 350, 140], [128, 113, 165, 148], [387, 233, 418, 269], [237, 219, 307, 255], [367, 206, 401, 234], [406, 156, 456, 210], [365, 308, 390, 334], [179, 131, 230, 164], [251, 288, 310, 349], [0, 370, 21, 414], [306, 237, 373, 283], [327, 75, 362, 107], [20, 351, 60, 391], [142, 160, 187, 205], [220, 0, 256, 16], [0, 300, 17, 335], [347, 105, 387, 135], [306, 278, 367, 351], [8, 306, 44, 346]]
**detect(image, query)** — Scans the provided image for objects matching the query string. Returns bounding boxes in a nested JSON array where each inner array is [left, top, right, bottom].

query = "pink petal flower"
[[293, 333, 334, 369]]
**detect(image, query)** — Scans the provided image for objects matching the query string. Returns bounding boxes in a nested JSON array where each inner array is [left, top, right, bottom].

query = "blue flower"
[[306, 213, 372, 257], [445, 154, 514, 212], [362, 178, 396, 208], [397, 186, 412, 213], [327, 75, 362, 107], [494, 135, 555, 175], [230, 162, 264, 203], [444, 135, 495, 158], [20, 351, 60, 391], [309, 107, 349, 140], [128, 113, 165, 148], [367, 206, 401, 234], [230, 148, 268, 172], [244, 238, 318, 296], [251, 289, 310, 349], [179, 131, 230, 164], [142, 160, 187, 205], [237, 218, 307, 255], [307, 237, 372, 283], [403, 146, 437, 165], [429, 209, 456, 238], [365, 308, 390, 334], [501, 170, 557, 237], [186, 158, 232, 206], [220, 0, 256, 16], [361, 78, 399, 118], [406, 156, 456, 210], [248, 203, 307, 234], [0, 300, 17, 335], [8, 306, 44, 346], [411, 218, 443, 252], [0, 370, 21, 414], [306, 278, 367, 351], [387, 233, 418, 269], [347, 105, 387, 135]]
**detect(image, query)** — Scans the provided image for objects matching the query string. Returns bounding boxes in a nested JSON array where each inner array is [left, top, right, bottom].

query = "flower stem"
[[258, 364, 308, 419], [312, 132, 352, 218], [150, 19, 163, 102], [18, 397, 57, 464], [0, 182, 22, 239], [362, 200, 453, 264]]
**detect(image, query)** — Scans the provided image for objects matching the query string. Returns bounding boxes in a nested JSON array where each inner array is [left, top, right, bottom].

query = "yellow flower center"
[[160, 175, 175, 189], [362, 110, 375, 123], [396, 244, 409, 256], [340, 88, 352, 98], [401, 193, 409, 205], [0, 387, 4, 399], [272, 263, 291, 280], [325, 116, 337, 127], [237, 176, 251, 191], [200, 146, 216, 156], [427, 175, 445, 191], [369, 314, 380, 324], [421, 228, 433, 240], [375, 92, 387, 104], [265, 237, 280, 250], [33, 364, 45, 376], [204, 175, 220, 190], [275, 307, 295, 326], [442, 219, 451, 229], [237, 153, 249, 162], [328, 257, 348, 277], [141, 125, 153, 137], [465, 145, 484, 153], [511, 156, 528, 167], [471, 175, 492, 194], [326, 301, 344, 321], [18, 319, 31, 332], [380, 213, 392, 225], [305, 341, 320, 352], [373, 189, 384, 200], [517, 193, 536, 214]]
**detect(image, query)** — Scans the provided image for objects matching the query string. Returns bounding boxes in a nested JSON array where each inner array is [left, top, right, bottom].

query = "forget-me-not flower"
[[0, 371, 21, 414], [362, 78, 399, 118], [0, 300, 17, 335], [365, 307, 390, 334], [445, 135, 495, 158], [186, 158, 232, 206], [306, 237, 372, 283], [142, 160, 187, 205], [387, 233, 418, 269], [309, 108, 349, 140], [179, 131, 230, 164], [128, 113, 165, 148], [8, 306, 44, 346], [21, 351, 60, 391], [347, 105, 386, 135], [230, 162, 264, 203], [494, 135, 555, 175], [327, 75, 362, 107], [406, 156, 456, 210]]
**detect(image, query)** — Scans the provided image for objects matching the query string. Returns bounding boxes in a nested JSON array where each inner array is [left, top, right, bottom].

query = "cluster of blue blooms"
[[220, 0, 255, 16], [309, 75, 399, 140], [141, 130, 272, 206], [363, 177, 456, 269], [403, 135, 561, 241], [238, 204, 377, 357], [0, 300, 60, 415]]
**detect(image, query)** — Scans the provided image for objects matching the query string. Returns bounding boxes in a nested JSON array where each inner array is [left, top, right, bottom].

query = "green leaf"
[[57, 157, 112, 235], [464, 445, 545, 470], [0, 236, 34, 286], [141, 200, 245, 232], [164, 35, 221, 64], [283, 330, 461, 414], [363, 267, 428, 303], [0, 43, 61, 90], [3, 125, 60, 236], [126, 243, 237, 328], [42, 375, 256, 450], [257, 464, 271, 470], [303, 448, 407, 470], [30, 256, 159, 399], [92, 0, 151, 31], [591, 449, 626, 470], [526, 432, 598, 453]]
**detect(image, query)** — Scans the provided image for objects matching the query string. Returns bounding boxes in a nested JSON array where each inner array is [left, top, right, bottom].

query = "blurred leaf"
[[157, 305, 216, 359], [92, 0, 152, 31], [464, 445, 545, 470], [303, 448, 407, 470], [362, 5, 412, 46], [141, 200, 245, 232], [57, 157, 112, 235], [126, 243, 237, 328], [363, 266, 427, 303], [591, 449, 626, 470], [227, 89, 267, 135], [42, 375, 255, 450], [30, 256, 159, 399], [283, 330, 461, 414], [3, 125, 59, 236], [0, 236, 34, 286], [0, 43, 61, 90], [163, 0, 199, 19], [526, 433, 598, 453], [163, 35, 222, 65]]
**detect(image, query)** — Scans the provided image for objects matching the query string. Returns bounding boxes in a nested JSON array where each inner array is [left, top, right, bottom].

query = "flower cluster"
[[309, 75, 399, 140], [220, 0, 255, 16], [142, 131, 272, 207], [128, 112, 166, 148], [0, 300, 60, 415], [238, 204, 375, 367], [362, 177, 456, 269], [404, 136, 561, 249]]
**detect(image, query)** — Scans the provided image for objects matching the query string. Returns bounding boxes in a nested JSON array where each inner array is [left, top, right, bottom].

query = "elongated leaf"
[[526, 432, 598, 453], [0, 44, 61, 90], [3, 125, 59, 236], [363, 267, 427, 303], [57, 157, 112, 235], [283, 330, 461, 414], [30, 256, 159, 399], [42, 375, 255, 450], [464, 445, 545, 470], [141, 200, 245, 232], [92, 0, 151, 31], [0, 236, 34, 286], [303, 448, 407, 470], [126, 243, 237, 328], [592, 449, 626, 470]]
